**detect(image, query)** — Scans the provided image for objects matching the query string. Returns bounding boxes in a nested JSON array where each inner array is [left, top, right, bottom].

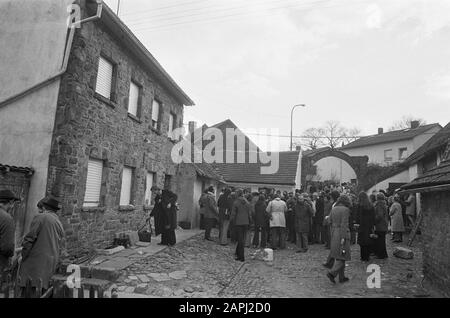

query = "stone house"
[[0, 0, 194, 254], [400, 139, 450, 296]]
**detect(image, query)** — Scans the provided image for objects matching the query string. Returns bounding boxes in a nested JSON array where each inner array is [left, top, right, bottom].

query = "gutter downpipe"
[[0, 0, 103, 110]]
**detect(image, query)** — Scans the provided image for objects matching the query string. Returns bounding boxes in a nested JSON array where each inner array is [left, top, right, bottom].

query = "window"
[[95, 56, 114, 99], [151, 99, 160, 130], [384, 149, 393, 162], [168, 113, 177, 139], [399, 147, 408, 160], [83, 159, 103, 207], [128, 81, 140, 117], [144, 172, 155, 205], [120, 166, 133, 206]]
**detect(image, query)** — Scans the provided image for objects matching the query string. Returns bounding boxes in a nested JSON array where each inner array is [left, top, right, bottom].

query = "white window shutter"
[[83, 159, 103, 207], [128, 82, 139, 116], [144, 172, 154, 205], [151, 100, 160, 128], [96, 57, 113, 99], [168, 113, 174, 138], [120, 167, 133, 206]]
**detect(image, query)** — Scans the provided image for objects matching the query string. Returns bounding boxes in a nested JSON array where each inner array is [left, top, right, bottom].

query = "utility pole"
[[116, 0, 121, 16]]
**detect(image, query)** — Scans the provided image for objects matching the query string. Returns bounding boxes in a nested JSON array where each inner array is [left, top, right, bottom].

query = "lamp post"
[[290, 104, 306, 151]]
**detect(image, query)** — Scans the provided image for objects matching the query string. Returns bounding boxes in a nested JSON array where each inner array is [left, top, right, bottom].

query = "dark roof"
[[402, 160, 450, 190], [212, 151, 300, 186], [340, 123, 441, 150], [0, 164, 34, 175], [90, 1, 194, 106], [403, 122, 450, 165], [191, 162, 225, 183]]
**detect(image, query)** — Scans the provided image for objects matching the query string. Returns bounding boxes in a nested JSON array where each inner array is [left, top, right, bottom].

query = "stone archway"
[[301, 148, 368, 188]]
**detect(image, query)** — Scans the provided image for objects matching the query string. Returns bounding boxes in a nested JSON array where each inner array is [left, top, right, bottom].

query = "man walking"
[[199, 186, 219, 241], [18, 196, 65, 297], [0, 190, 20, 276]]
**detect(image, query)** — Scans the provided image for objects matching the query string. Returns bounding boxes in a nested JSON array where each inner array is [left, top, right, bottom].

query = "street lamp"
[[290, 104, 306, 151]]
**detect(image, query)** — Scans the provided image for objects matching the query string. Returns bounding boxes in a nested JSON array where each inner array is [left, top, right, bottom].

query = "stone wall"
[[421, 191, 450, 297], [47, 20, 184, 254]]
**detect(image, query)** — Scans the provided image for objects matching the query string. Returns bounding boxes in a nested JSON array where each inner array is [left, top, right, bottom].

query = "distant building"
[[0, 1, 194, 253], [401, 138, 450, 297], [340, 122, 441, 166]]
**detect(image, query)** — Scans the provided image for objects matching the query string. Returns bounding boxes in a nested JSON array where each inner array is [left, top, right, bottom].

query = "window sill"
[[127, 113, 142, 123], [81, 206, 106, 213], [94, 92, 117, 108], [119, 205, 136, 212], [150, 127, 162, 136]]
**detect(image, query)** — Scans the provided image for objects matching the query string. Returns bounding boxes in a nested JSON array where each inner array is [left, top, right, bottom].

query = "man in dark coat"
[[294, 193, 313, 253], [286, 192, 296, 244], [161, 191, 178, 246], [199, 186, 219, 241], [230, 189, 252, 262], [150, 187, 165, 245], [313, 193, 325, 244], [18, 196, 65, 297], [0, 190, 20, 277]]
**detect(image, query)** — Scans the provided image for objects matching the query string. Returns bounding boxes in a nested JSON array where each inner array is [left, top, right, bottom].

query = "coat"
[[314, 197, 325, 225], [199, 192, 219, 219], [161, 192, 178, 231], [231, 197, 251, 226], [329, 204, 351, 261], [254, 200, 269, 228], [0, 208, 15, 272], [374, 200, 389, 232], [266, 198, 287, 228], [390, 202, 405, 232], [294, 201, 313, 233], [355, 204, 375, 246], [19, 212, 65, 289], [217, 192, 232, 221], [150, 194, 164, 236]]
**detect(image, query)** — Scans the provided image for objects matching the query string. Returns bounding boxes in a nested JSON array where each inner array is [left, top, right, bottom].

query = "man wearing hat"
[[0, 190, 20, 275], [18, 196, 65, 297]]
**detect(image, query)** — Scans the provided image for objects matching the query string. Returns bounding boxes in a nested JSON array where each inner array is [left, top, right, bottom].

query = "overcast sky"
[[105, 0, 450, 151]]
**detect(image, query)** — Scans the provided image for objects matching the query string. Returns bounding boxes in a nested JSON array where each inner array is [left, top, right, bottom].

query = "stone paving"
[[115, 229, 443, 298]]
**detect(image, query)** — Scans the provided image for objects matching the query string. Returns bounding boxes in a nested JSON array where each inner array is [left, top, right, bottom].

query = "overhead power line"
[[130, 0, 370, 33]]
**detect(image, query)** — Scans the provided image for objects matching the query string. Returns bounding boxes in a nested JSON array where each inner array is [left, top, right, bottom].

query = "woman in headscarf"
[[161, 190, 178, 246], [326, 195, 352, 284]]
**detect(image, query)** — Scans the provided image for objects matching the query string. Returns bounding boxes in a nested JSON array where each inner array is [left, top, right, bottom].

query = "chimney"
[[378, 128, 384, 135], [188, 121, 197, 134], [411, 121, 420, 129]]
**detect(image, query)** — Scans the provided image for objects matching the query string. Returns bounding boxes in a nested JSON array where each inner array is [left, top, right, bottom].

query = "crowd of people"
[[195, 182, 417, 284]]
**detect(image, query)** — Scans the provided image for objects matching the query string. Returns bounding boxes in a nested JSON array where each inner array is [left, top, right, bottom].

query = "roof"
[[401, 160, 450, 190], [212, 151, 301, 186], [403, 122, 450, 165], [340, 123, 441, 150], [89, 1, 194, 106], [191, 162, 226, 183], [0, 164, 34, 175]]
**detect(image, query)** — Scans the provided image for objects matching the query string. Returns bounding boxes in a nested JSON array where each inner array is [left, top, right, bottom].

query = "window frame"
[[144, 171, 156, 206], [127, 80, 142, 118], [151, 98, 162, 131], [95, 55, 117, 102], [384, 149, 393, 162], [83, 158, 104, 208], [398, 147, 408, 160], [119, 166, 134, 206]]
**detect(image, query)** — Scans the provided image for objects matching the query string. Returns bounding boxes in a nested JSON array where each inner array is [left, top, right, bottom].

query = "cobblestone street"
[[115, 230, 442, 298]]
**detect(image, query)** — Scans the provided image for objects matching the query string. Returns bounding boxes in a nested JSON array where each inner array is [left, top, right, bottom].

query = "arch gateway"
[[301, 147, 369, 189]]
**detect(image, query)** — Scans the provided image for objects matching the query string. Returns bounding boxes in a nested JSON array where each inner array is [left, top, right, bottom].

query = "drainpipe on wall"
[[0, 0, 103, 110]]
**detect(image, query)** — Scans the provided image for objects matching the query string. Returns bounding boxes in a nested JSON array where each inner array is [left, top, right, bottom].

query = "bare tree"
[[301, 127, 325, 150], [301, 121, 362, 150], [323, 121, 348, 149], [388, 116, 427, 131]]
